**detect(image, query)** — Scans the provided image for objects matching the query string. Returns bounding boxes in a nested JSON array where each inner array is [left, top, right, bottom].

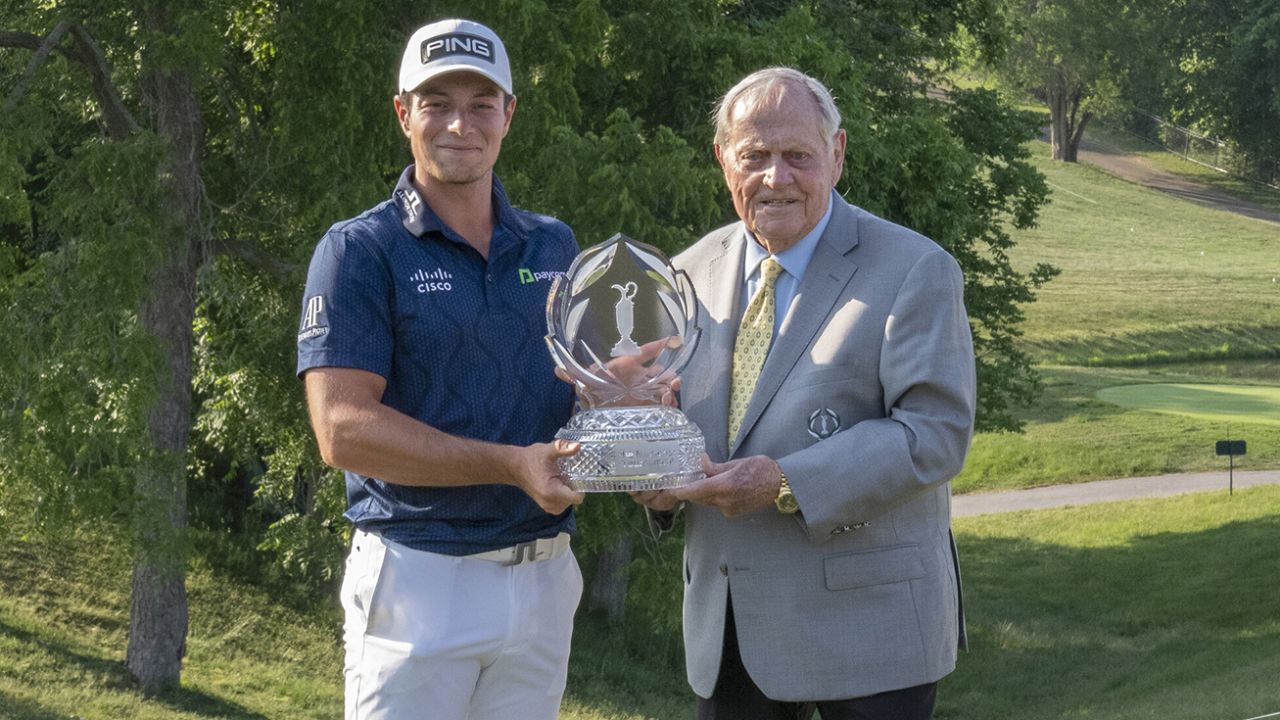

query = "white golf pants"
[[341, 529, 582, 720]]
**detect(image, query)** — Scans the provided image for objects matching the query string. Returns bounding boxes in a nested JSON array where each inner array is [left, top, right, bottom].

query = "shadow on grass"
[[150, 684, 269, 720], [1023, 323, 1280, 368], [0, 689, 80, 720], [566, 610, 694, 719], [944, 511, 1280, 719], [0, 619, 267, 719]]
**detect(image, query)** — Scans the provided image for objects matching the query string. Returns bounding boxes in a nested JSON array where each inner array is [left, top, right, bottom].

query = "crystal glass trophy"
[[546, 233, 706, 492]]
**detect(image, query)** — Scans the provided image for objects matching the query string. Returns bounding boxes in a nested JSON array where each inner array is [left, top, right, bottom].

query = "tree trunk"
[[587, 532, 633, 622], [126, 228, 198, 689], [1047, 82, 1090, 162], [1047, 84, 1076, 161], [126, 556, 188, 690], [1068, 110, 1092, 162], [125, 3, 205, 691]]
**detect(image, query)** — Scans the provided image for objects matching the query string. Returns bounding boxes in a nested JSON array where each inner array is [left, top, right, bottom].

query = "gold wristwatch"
[[775, 468, 799, 514]]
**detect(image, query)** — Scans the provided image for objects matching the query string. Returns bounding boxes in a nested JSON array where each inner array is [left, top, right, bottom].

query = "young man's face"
[[395, 72, 515, 188], [715, 85, 845, 254]]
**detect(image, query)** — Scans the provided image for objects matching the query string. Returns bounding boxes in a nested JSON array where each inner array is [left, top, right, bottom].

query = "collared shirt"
[[296, 166, 578, 555], [740, 192, 835, 333]]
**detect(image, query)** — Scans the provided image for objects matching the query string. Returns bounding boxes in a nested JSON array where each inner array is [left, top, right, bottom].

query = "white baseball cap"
[[398, 19, 513, 95]]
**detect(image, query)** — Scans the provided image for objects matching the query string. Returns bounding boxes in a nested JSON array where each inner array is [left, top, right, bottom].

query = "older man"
[[636, 67, 976, 719], [298, 18, 584, 720]]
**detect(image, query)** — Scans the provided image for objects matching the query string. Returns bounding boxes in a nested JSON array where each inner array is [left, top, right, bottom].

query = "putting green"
[[1096, 383, 1280, 426]]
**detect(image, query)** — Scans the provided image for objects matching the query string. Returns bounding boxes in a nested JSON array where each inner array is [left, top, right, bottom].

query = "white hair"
[[713, 67, 842, 150]]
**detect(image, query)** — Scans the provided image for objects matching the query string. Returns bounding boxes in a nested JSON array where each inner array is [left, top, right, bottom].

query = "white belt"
[[465, 533, 571, 566]]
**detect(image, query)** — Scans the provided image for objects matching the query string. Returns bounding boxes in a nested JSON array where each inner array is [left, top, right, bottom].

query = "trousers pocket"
[[341, 532, 389, 637]]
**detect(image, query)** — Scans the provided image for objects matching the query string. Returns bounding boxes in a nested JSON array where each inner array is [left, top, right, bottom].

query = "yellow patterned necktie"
[[729, 257, 783, 445]]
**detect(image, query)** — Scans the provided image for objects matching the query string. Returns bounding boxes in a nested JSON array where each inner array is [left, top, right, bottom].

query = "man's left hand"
[[672, 454, 782, 518]]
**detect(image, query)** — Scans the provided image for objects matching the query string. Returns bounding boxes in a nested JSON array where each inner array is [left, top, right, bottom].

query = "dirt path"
[[1072, 136, 1280, 226]]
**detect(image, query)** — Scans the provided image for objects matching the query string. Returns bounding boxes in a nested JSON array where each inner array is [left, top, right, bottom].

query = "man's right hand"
[[511, 439, 586, 515]]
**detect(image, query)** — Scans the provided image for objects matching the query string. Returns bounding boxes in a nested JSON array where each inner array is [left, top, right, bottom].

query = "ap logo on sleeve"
[[298, 295, 329, 342]]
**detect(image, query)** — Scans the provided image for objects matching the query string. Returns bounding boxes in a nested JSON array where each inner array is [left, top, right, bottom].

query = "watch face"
[[776, 492, 800, 514]]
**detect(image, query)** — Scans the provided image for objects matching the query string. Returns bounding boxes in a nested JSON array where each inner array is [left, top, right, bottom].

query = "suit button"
[[719, 564, 728, 576], [831, 525, 851, 536]]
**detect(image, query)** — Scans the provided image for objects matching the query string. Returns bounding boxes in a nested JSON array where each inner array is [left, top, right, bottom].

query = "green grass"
[[951, 139, 1280, 488], [560, 612, 692, 720], [0, 534, 344, 719], [0, 527, 693, 720], [1096, 382, 1280, 426], [942, 484, 1280, 719], [1009, 144, 1280, 367], [6, 489, 1279, 719], [957, 362, 1280, 493]]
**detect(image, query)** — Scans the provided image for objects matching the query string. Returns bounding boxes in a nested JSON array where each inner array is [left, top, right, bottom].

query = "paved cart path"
[[953, 470, 1280, 517]]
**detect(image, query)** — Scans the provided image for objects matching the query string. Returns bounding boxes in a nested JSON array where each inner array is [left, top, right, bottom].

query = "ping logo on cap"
[[421, 33, 493, 64]]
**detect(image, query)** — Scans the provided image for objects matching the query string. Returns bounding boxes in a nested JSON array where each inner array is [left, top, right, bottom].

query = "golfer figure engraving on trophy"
[[610, 282, 642, 357]]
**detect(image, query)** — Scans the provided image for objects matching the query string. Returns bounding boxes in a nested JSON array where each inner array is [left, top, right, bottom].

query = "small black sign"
[[1216, 440, 1246, 456]]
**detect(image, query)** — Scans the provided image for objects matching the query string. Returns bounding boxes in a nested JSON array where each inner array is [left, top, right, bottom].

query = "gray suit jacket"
[[671, 196, 976, 702]]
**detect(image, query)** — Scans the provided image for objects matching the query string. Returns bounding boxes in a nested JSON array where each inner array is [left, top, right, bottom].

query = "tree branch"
[[1, 20, 70, 115], [67, 24, 140, 140], [0, 29, 41, 50], [0, 21, 139, 140]]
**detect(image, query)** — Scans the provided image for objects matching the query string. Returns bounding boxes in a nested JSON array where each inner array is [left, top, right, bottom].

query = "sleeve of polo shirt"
[[296, 229, 394, 379]]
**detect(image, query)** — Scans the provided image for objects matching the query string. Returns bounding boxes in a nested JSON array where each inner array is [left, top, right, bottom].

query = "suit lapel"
[[731, 199, 862, 456], [693, 229, 744, 461]]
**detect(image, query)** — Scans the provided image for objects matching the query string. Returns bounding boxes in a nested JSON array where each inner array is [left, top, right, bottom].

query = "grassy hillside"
[[955, 142, 1280, 491], [6, 487, 1278, 719], [0, 531, 343, 719], [1084, 120, 1280, 210], [1010, 146, 1280, 366]]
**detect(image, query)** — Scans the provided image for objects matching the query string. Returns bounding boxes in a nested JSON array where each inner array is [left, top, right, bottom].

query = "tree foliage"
[[1, 0, 1053, 677], [990, 0, 1161, 161], [1157, 0, 1280, 175]]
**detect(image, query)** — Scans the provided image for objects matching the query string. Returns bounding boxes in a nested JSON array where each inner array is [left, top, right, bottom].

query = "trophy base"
[[555, 406, 705, 492]]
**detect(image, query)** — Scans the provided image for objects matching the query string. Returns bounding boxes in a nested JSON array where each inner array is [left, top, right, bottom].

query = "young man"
[[297, 19, 583, 720], [636, 67, 976, 720]]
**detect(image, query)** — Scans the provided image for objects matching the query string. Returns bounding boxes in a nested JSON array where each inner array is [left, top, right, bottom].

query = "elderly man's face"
[[716, 86, 845, 254]]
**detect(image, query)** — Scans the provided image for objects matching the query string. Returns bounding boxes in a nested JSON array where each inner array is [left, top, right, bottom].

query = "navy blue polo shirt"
[[296, 166, 578, 555]]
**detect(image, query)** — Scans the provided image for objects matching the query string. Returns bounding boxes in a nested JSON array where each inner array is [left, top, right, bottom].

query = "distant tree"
[[992, 0, 1161, 161]]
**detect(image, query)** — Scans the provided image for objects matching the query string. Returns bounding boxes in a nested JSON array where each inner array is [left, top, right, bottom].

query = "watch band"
[[775, 468, 799, 514]]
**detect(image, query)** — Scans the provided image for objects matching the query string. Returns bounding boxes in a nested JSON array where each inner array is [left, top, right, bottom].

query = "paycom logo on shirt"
[[518, 268, 564, 285]]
